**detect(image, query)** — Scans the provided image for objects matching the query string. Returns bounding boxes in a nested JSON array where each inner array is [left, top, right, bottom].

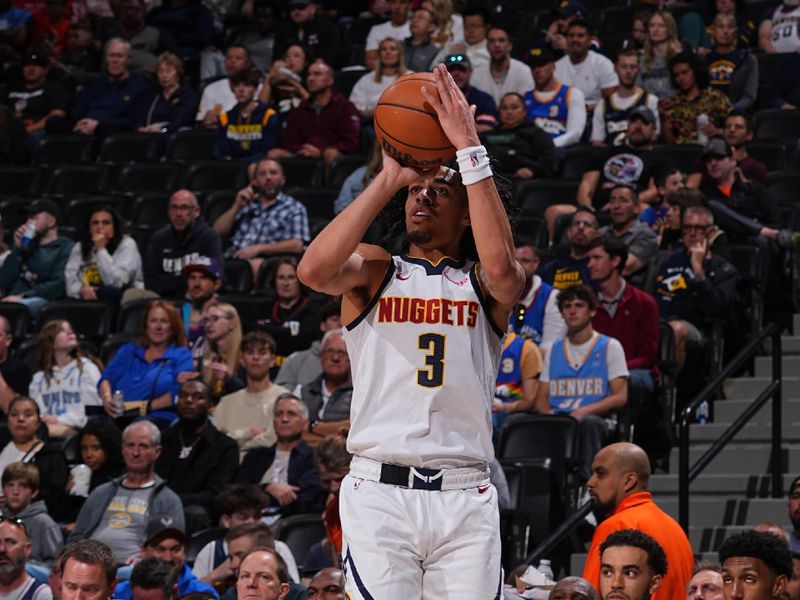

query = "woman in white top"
[[349, 37, 408, 120], [64, 206, 144, 304], [29, 320, 102, 439], [423, 0, 464, 47]]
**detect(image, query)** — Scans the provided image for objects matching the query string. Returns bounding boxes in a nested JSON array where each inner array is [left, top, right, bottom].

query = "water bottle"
[[20, 221, 36, 249], [538, 559, 554, 582], [696, 114, 710, 145], [112, 390, 125, 417], [696, 400, 709, 424]]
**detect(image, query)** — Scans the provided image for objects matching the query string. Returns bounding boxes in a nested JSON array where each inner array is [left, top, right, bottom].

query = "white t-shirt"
[[590, 90, 661, 145], [555, 51, 618, 109], [470, 58, 535, 105], [540, 333, 629, 383], [30, 358, 103, 430], [0, 442, 41, 482], [192, 539, 300, 583], [196, 78, 263, 121], [349, 72, 400, 112], [365, 20, 411, 51], [770, 4, 800, 53], [0, 576, 52, 600]]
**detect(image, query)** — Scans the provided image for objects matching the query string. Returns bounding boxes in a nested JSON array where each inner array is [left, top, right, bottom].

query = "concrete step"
[[667, 444, 797, 475], [784, 336, 800, 354], [713, 399, 800, 424], [724, 377, 799, 398], [655, 498, 788, 527], [794, 313, 800, 333], [685, 421, 800, 443], [649, 473, 794, 496], [570, 551, 720, 577], [755, 355, 800, 377], [688, 525, 790, 553]]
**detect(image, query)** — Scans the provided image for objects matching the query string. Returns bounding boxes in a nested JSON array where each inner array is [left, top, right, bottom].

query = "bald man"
[[549, 576, 600, 600], [583, 443, 694, 600]]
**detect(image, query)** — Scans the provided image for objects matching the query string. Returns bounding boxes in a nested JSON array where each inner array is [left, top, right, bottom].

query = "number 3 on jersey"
[[417, 333, 445, 388]]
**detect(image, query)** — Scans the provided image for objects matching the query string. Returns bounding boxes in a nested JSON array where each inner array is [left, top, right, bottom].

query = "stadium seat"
[[515, 215, 548, 249], [767, 170, 800, 208], [657, 319, 678, 434], [652, 144, 704, 175], [223, 259, 254, 294], [128, 193, 171, 227], [46, 165, 109, 196], [747, 141, 787, 172], [185, 527, 226, 566], [286, 187, 336, 228], [184, 161, 248, 194], [277, 156, 324, 188], [333, 67, 368, 98], [117, 298, 156, 334], [128, 225, 157, 255], [114, 163, 179, 195], [0, 197, 34, 234], [753, 109, 800, 143], [500, 458, 562, 547], [0, 303, 32, 346], [326, 153, 367, 188], [727, 244, 766, 339], [255, 255, 302, 293], [558, 145, 599, 180], [516, 179, 579, 215], [15, 337, 38, 373], [34, 135, 93, 166], [98, 132, 161, 164], [38, 301, 112, 344], [62, 196, 127, 229], [0, 166, 43, 197], [277, 514, 327, 568], [220, 295, 272, 334], [203, 191, 235, 226], [100, 332, 133, 365], [165, 129, 217, 162]]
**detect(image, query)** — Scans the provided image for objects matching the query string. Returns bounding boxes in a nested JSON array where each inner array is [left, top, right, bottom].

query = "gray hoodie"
[[5, 500, 63, 568]]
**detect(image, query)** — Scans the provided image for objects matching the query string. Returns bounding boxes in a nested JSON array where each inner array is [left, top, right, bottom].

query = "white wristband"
[[456, 145, 492, 186]]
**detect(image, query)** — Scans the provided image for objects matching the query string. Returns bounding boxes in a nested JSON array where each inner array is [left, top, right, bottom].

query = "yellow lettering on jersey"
[[378, 297, 480, 328]]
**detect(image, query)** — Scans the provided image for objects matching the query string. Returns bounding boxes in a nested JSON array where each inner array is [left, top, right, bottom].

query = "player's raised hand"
[[420, 63, 480, 150], [379, 149, 430, 189]]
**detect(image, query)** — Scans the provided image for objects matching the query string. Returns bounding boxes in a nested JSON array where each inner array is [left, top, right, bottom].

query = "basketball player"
[[297, 63, 524, 599]]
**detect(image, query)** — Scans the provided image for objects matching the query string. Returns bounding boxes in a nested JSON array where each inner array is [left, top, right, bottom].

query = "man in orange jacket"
[[583, 442, 694, 600]]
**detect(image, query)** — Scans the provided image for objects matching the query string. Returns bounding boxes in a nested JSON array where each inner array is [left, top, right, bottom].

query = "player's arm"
[[421, 64, 525, 310], [298, 160, 419, 297]]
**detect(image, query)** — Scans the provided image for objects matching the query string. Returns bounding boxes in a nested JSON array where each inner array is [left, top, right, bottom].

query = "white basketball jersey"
[[343, 255, 504, 469], [771, 5, 800, 53]]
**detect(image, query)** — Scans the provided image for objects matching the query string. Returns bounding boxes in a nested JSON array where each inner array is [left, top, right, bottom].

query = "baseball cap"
[[25, 199, 61, 223], [182, 256, 221, 280], [144, 517, 185, 547], [559, 0, 586, 17], [702, 136, 733, 159], [527, 47, 556, 67], [288, 0, 311, 6], [22, 51, 49, 67], [629, 106, 656, 125], [790, 476, 800, 495], [444, 53, 471, 70]]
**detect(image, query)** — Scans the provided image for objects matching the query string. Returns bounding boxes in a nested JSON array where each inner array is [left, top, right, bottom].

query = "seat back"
[[34, 135, 93, 166], [62, 196, 127, 229], [128, 193, 171, 227], [223, 259, 254, 294], [277, 514, 326, 566], [0, 303, 32, 346], [277, 157, 324, 188], [203, 191, 236, 226], [327, 153, 367, 188], [115, 163, 178, 195], [117, 298, 157, 334], [186, 527, 227, 566], [38, 301, 112, 342], [558, 145, 599, 180], [165, 130, 217, 162], [99, 133, 161, 163], [46, 165, 109, 196], [747, 141, 787, 172], [0, 166, 42, 197], [517, 180, 579, 215], [753, 109, 800, 143], [286, 187, 336, 228], [184, 162, 248, 193]]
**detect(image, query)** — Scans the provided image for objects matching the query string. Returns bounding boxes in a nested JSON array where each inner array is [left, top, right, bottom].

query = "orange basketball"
[[374, 72, 455, 169]]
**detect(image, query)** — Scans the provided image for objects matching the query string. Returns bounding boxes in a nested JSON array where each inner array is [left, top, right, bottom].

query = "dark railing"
[[525, 501, 594, 566], [678, 322, 783, 532]]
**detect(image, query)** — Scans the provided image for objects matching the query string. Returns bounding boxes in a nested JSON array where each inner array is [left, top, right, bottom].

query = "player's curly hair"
[[600, 529, 668, 576], [378, 165, 519, 260], [718, 530, 793, 578]]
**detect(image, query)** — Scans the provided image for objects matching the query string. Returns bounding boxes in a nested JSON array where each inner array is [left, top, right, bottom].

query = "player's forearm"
[[468, 177, 524, 305], [299, 171, 400, 289]]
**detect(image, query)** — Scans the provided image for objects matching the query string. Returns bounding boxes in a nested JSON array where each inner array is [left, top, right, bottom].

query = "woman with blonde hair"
[[200, 302, 244, 399], [29, 320, 102, 439], [639, 10, 685, 98], [349, 37, 407, 120], [422, 0, 463, 47]]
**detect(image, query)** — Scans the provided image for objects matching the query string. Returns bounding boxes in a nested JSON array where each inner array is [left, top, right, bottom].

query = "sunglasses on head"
[[0, 516, 26, 532]]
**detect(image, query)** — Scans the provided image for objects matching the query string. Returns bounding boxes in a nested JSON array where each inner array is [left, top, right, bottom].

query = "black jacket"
[[236, 441, 326, 514], [701, 173, 779, 242], [155, 421, 239, 512], [480, 121, 557, 178], [144, 218, 223, 297]]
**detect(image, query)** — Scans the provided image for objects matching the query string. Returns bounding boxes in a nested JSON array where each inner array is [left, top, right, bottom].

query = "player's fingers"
[[420, 84, 443, 113]]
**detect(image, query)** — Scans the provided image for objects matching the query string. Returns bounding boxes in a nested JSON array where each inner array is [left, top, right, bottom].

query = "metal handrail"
[[524, 501, 594, 566], [678, 322, 783, 531]]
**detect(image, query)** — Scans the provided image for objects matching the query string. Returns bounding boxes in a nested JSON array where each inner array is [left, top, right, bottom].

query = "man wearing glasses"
[[654, 205, 737, 368], [539, 208, 600, 290], [0, 517, 52, 600]]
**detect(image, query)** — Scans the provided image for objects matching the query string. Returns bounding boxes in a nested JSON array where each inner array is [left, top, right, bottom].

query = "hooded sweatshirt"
[[0, 236, 74, 299], [4, 500, 63, 568]]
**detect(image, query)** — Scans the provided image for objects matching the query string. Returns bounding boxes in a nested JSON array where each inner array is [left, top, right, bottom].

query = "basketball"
[[374, 72, 456, 170]]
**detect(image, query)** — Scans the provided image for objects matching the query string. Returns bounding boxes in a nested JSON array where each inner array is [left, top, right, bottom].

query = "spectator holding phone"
[[212, 158, 309, 280]]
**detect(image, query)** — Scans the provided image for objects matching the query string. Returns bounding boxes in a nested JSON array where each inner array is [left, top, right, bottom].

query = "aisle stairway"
[[569, 315, 800, 573]]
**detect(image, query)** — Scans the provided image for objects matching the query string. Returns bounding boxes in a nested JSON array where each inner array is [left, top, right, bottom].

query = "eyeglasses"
[[682, 224, 712, 232], [571, 220, 597, 229], [321, 349, 348, 359], [0, 516, 26, 532]]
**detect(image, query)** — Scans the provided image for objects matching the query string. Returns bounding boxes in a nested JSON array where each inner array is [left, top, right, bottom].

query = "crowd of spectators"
[[2, 0, 800, 596]]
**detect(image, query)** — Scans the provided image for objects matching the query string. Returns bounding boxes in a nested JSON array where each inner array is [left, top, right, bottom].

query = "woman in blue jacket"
[[98, 300, 194, 427]]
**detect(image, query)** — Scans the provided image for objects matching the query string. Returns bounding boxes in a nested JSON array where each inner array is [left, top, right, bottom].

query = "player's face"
[[405, 169, 469, 250], [608, 188, 637, 226], [586, 446, 629, 521], [600, 545, 661, 600], [588, 247, 617, 283], [616, 55, 639, 88], [681, 212, 713, 249], [560, 298, 594, 332], [62, 559, 114, 600], [722, 557, 785, 600], [688, 570, 725, 600], [514, 245, 539, 280]]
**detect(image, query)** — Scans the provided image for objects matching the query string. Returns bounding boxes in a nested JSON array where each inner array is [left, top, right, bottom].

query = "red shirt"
[[279, 91, 361, 154], [593, 282, 659, 374], [583, 492, 694, 600]]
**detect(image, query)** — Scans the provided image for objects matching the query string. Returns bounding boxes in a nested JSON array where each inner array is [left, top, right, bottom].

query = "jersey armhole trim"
[[469, 263, 506, 340], [345, 259, 396, 332]]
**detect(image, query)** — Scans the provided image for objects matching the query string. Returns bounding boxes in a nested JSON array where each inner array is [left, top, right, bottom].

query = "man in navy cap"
[[180, 256, 222, 353], [0, 199, 74, 315]]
